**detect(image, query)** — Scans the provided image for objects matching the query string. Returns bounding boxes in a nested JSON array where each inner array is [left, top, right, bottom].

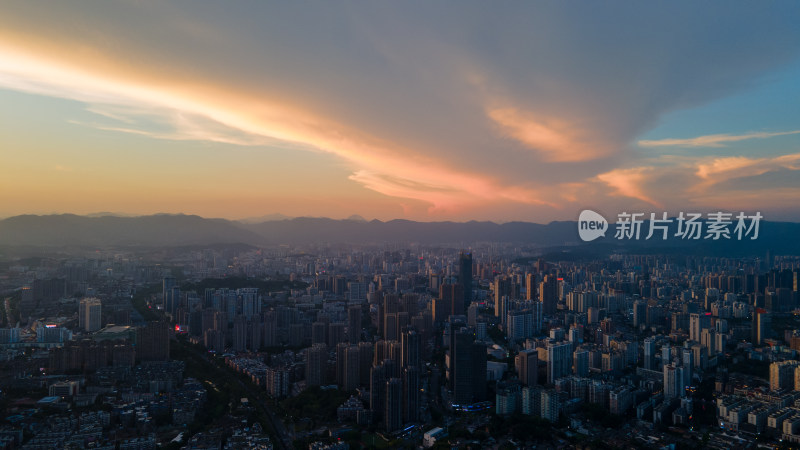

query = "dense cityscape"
[[2, 236, 800, 449]]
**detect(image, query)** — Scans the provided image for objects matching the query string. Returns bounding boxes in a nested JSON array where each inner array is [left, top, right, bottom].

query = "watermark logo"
[[578, 209, 608, 242], [577, 211, 762, 242]]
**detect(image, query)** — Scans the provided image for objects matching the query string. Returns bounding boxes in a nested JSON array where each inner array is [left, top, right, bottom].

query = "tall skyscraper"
[[439, 283, 465, 318], [348, 305, 362, 344], [237, 288, 260, 319], [403, 366, 420, 423], [336, 342, 349, 386], [573, 348, 589, 377], [494, 276, 512, 319], [384, 313, 399, 341], [507, 309, 534, 342], [162, 276, 176, 310], [633, 300, 646, 329], [459, 252, 473, 307], [312, 321, 328, 346], [385, 377, 403, 432], [451, 326, 487, 405], [689, 313, 711, 342], [547, 341, 572, 384], [663, 363, 685, 398], [79, 297, 102, 332], [525, 273, 537, 301], [753, 308, 771, 346], [370, 363, 387, 423], [643, 337, 656, 371], [233, 316, 248, 352], [539, 275, 558, 315], [306, 343, 327, 387], [401, 328, 420, 369], [517, 349, 538, 386], [358, 341, 373, 383], [770, 361, 800, 391], [662, 344, 671, 367], [343, 345, 360, 391]]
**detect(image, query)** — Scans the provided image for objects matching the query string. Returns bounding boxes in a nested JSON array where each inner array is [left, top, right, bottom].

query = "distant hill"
[[0, 214, 798, 258], [0, 214, 263, 247], [240, 217, 579, 246], [236, 213, 293, 224]]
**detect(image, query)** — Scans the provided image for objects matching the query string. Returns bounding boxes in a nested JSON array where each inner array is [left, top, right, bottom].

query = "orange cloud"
[[692, 153, 800, 193], [487, 107, 614, 162], [596, 167, 663, 207], [0, 37, 567, 217], [639, 130, 800, 148]]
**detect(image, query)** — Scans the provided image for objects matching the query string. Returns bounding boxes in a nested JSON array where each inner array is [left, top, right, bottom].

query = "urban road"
[[181, 341, 294, 450]]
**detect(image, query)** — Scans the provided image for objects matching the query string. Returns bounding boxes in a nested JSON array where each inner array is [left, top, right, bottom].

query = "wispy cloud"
[[596, 167, 663, 207], [486, 107, 613, 162], [638, 130, 800, 148], [692, 153, 800, 192]]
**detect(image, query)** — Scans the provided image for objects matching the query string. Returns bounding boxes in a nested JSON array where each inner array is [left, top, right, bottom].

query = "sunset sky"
[[2, 2, 800, 222]]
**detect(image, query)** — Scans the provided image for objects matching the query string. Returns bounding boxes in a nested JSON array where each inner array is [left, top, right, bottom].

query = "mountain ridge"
[[0, 214, 797, 257]]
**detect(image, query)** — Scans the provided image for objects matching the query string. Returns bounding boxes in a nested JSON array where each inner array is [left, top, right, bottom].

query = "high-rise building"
[[348, 305, 362, 344], [663, 363, 685, 398], [312, 321, 328, 346], [770, 361, 800, 391], [633, 300, 646, 329], [401, 328, 420, 368], [162, 277, 176, 311], [496, 381, 521, 415], [343, 345, 360, 391], [328, 323, 346, 347], [232, 316, 248, 352], [517, 349, 538, 386], [265, 367, 290, 398], [439, 283, 465, 318], [662, 344, 671, 367], [525, 273, 537, 301], [370, 363, 387, 423], [547, 341, 572, 384], [643, 337, 656, 371], [573, 348, 589, 377], [754, 308, 771, 346], [348, 282, 367, 303], [79, 298, 102, 332], [541, 389, 561, 422], [358, 341, 373, 384], [403, 366, 420, 423], [539, 275, 558, 315], [451, 326, 487, 405], [336, 343, 349, 386], [248, 319, 261, 351], [459, 252, 473, 307], [384, 313, 399, 341], [385, 377, 403, 432], [521, 385, 542, 416], [689, 313, 711, 342], [306, 343, 327, 387], [237, 288, 260, 319], [494, 277, 512, 320], [507, 309, 535, 342], [166, 286, 181, 316]]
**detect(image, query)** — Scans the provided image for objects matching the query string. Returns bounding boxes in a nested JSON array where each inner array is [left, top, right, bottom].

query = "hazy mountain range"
[[0, 213, 798, 258]]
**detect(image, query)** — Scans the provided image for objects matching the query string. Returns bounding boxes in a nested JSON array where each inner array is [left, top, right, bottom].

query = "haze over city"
[[2, 2, 800, 222], [7, 4, 800, 450]]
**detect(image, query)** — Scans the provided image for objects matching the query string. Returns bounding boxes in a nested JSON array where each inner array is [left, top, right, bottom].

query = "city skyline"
[[2, 2, 800, 222]]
